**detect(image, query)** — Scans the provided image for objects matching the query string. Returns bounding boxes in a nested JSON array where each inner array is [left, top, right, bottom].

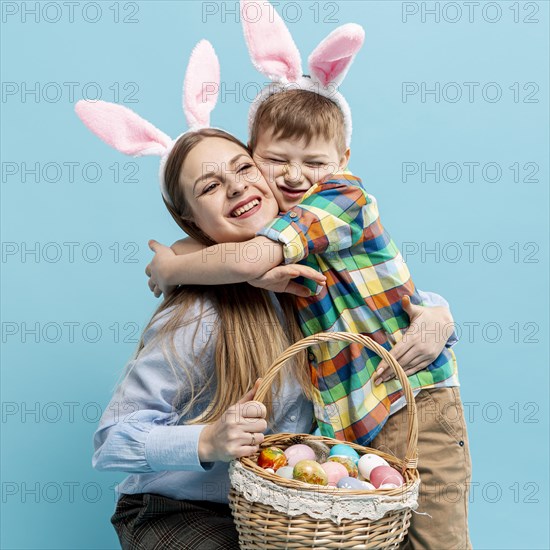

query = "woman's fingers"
[[285, 281, 313, 297], [241, 431, 265, 447], [291, 264, 327, 284], [381, 349, 419, 381], [239, 415, 268, 435], [375, 340, 405, 384]]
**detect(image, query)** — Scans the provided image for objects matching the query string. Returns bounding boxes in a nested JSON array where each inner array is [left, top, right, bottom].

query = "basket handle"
[[254, 332, 418, 471]]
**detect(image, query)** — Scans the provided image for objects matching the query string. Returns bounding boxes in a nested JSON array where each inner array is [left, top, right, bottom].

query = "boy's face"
[[252, 129, 350, 213]]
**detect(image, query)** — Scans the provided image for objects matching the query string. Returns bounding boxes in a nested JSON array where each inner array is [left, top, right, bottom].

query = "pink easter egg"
[[284, 444, 316, 467], [320, 462, 349, 487], [369, 466, 404, 489]]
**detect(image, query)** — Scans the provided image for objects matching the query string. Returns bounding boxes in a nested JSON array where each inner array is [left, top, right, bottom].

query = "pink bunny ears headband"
[[74, 40, 221, 207], [241, 0, 365, 148], [75, 7, 364, 207]]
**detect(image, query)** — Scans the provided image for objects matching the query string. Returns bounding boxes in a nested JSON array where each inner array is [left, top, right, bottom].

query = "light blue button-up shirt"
[[92, 296, 315, 505], [93, 290, 454, 505]]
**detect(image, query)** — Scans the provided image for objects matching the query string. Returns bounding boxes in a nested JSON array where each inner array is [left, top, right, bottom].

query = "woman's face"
[[180, 137, 279, 243]]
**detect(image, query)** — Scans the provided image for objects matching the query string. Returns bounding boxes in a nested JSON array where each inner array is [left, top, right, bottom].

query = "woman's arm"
[[374, 295, 456, 385], [92, 302, 267, 473], [92, 305, 217, 473]]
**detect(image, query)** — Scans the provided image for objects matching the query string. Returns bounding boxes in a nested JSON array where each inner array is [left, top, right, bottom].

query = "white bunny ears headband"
[[240, 0, 365, 148], [74, 40, 221, 207]]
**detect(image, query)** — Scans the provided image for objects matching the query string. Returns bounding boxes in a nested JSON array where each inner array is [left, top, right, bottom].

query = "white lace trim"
[[229, 461, 419, 524]]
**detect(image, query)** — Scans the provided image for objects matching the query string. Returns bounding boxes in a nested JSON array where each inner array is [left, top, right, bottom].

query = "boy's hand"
[[145, 239, 179, 298], [248, 265, 326, 297], [374, 295, 455, 385]]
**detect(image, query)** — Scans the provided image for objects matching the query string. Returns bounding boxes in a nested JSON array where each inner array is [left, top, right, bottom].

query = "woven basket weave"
[[228, 331, 420, 549]]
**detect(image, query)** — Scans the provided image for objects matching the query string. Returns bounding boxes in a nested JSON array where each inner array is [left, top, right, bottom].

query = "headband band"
[[241, 0, 365, 148]]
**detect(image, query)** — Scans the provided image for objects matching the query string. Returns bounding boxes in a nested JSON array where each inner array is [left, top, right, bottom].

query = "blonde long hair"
[[136, 128, 312, 425]]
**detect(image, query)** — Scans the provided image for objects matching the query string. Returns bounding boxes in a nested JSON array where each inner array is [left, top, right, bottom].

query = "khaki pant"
[[371, 387, 473, 550]]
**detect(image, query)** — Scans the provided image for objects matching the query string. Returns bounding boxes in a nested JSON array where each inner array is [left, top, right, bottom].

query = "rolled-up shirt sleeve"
[[258, 179, 368, 264], [92, 302, 218, 473]]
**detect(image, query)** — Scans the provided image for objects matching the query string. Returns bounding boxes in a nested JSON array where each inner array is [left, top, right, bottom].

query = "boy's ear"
[[339, 148, 351, 170]]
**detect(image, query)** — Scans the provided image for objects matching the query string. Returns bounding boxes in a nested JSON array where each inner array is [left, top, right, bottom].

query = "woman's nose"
[[226, 175, 249, 196]]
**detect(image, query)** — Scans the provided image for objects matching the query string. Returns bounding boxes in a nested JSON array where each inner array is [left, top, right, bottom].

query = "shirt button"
[[289, 212, 298, 219], [290, 415, 297, 422]]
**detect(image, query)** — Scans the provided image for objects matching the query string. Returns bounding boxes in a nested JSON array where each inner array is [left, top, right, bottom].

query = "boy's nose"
[[283, 163, 305, 186]]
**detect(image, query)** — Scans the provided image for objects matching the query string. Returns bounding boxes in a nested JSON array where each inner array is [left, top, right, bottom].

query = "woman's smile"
[[229, 196, 262, 218]]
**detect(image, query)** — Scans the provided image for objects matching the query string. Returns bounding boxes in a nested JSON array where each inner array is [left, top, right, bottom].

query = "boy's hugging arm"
[[157, 236, 285, 286]]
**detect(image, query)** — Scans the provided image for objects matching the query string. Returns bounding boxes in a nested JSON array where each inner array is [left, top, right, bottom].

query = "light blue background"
[[1, 1, 548, 548]]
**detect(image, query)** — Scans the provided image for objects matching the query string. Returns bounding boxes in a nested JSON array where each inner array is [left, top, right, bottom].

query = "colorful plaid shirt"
[[258, 172, 459, 445]]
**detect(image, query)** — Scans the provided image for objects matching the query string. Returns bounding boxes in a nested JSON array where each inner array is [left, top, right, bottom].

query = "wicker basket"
[[228, 331, 420, 549]]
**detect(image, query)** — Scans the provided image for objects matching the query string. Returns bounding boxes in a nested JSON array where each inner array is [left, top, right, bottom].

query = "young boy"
[[149, 89, 459, 446]]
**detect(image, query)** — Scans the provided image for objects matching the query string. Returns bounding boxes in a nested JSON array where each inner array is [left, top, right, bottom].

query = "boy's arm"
[[257, 173, 374, 264], [171, 237, 211, 255], [152, 236, 284, 287]]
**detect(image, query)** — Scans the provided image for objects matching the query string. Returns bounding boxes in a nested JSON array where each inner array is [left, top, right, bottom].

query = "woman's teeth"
[[232, 199, 259, 217]]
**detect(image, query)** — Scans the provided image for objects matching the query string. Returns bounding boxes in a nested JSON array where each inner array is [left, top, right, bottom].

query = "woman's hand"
[[248, 265, 326, 297], [374, 296, 455, 385], [145, 239, 179, 298], [198, 380, 268, 462]]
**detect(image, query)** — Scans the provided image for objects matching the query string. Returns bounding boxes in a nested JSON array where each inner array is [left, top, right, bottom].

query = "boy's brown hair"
[[249, 89, 347, 154]]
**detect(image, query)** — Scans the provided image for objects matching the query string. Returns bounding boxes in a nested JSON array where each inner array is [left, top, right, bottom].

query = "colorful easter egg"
[[336, 476, 374, 490], [329, 444, 360, 463], [275, 466, 295, 479], [257, 447, 288, 471], [379, 483, 399, 490], [357, 453, 390, 480], [293, 460, 329, 486], [370, 466, 404, 489], [327, 456, 358, 478], [284, 444, 316, 467], [320, 462, 349, 487]]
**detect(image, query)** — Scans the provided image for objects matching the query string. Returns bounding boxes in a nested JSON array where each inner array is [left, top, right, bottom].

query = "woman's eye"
[[269, 158, 285, 164], [307, 162, 324, 167], [202, 182, 218, 194]]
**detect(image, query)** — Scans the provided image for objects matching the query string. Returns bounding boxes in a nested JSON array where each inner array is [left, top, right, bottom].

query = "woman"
[[94, 128, 454, 549]]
